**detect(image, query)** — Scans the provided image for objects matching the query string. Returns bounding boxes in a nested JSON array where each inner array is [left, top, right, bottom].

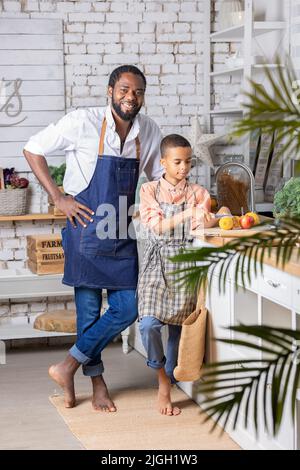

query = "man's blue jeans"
[[69, 287, 138, 377], [139, 316, 182, 384]]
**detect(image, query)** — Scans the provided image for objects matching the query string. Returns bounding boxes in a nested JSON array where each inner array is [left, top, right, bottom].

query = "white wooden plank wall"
[[0, 19, 65, 171]]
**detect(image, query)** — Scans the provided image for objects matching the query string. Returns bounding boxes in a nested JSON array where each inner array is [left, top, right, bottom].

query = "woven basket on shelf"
[[0, 188, 28, 216]]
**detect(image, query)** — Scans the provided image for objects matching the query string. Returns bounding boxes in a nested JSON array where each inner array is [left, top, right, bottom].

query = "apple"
[[18, 177, 29, 188], [239, 214, 254, 229]]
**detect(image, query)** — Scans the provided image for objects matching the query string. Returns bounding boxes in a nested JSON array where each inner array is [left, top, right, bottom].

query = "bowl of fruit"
[[0, 168, 29, 216]]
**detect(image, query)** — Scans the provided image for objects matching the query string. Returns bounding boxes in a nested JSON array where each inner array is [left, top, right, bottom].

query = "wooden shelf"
[[0, 213, 66, 222], [210, 21, 286, 42], [210, 66, 244, 76], [209, 108, 243, 114], [256, 202, 274, 212], [210, 64, 284, 77]]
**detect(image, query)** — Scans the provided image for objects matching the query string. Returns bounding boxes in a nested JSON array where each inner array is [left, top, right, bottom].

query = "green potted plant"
[[48, 163, 66, 215], [274, 177, 300, 218]]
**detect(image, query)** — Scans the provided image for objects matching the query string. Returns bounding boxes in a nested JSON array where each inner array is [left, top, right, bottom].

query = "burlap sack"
[[173, 286, 207, 382], [33, 309, 76, 333]]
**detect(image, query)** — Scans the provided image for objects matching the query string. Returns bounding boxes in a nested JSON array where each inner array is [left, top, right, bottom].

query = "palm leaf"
[[198, 325, 300, 436]]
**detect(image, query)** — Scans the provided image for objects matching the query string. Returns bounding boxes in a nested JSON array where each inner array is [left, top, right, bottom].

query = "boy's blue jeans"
[[139, 316, 182, 384], [69, 287, 138, 377]]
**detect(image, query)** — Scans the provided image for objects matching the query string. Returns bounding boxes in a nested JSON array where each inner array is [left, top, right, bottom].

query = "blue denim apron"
[[61, 117, 140, 290]]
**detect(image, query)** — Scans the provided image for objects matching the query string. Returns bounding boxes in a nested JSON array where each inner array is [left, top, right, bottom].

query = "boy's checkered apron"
[[138, 181, 197, 325]]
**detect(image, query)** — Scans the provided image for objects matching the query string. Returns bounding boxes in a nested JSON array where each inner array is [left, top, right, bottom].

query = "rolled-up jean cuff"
[[69, 345, 91, 365], [146, 356, 166, 370], [82, 363, 104, 377]]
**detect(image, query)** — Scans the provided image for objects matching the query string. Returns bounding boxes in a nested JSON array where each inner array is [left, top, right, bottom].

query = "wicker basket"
[[0, 188, 28, 216]]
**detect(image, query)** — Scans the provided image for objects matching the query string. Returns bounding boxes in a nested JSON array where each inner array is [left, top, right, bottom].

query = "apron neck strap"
[[98, 117, 140, 160], [98, 117, 107, 156]]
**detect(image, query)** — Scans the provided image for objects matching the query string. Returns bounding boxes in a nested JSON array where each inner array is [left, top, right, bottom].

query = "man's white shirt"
[[24, 106, 163, 196]]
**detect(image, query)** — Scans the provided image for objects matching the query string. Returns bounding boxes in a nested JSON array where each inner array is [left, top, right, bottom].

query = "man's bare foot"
[[157, 368, 181, 416], [48, 354, 80, 408], [91, 375, 116, 412]]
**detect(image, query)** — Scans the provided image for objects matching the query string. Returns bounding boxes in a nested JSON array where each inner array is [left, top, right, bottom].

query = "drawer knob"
[[267, 279, 281, 288]]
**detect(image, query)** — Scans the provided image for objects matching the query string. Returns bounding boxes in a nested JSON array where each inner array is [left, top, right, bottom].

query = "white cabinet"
[[206, 274, 234, 362], [205, 260, 298, 449], [292, 276, 300, 312], [259, 264, 292, 308]]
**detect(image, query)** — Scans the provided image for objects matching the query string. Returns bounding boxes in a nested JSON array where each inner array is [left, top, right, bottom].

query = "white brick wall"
[[1, 0, 204, 132]]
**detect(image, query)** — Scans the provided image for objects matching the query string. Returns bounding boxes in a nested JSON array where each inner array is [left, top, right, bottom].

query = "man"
[[23, 65, 163, 412]]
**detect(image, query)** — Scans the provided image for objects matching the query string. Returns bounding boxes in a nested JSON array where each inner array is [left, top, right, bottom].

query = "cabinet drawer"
[[259, 265, 292, 308], [230, 256, 258, 292], [236, 268, 258, 292], [292, 276, 300, 312]]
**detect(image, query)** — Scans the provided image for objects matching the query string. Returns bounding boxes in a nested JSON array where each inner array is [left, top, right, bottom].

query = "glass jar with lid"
[[216, 162, 255, 215], [219, 0, 244, 30]]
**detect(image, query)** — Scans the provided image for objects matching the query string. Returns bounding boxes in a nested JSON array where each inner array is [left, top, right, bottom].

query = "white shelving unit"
[[0, 269, 132, 354], [203, 0, 291, 212]]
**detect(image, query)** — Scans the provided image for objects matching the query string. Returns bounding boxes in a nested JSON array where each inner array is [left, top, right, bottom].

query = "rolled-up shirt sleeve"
[[23, 110, 82, 157], [139, 182, 163, 231]]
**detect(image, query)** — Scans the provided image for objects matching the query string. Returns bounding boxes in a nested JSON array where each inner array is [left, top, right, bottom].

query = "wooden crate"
[[48, 186, 65, 216], [27, 259, 64, 275], [27, 234, 65, 275], [48, 204, 64, 216], [27, 234, 63, 252], [28, 250, 64, 263]]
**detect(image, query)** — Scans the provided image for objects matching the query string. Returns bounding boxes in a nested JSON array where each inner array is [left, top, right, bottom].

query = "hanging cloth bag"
[[173, 284, 207, 382]]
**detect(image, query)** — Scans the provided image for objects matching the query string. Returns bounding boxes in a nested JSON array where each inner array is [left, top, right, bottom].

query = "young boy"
[[138, 134, 226, 417]]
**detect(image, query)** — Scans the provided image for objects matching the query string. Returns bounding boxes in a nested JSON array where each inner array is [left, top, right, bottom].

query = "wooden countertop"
[[197, 216, 300, 278]]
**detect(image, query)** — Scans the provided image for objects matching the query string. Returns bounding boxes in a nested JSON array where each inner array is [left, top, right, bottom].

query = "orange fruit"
[[245, 212, 260, 225], [219, 216, 234, 230]]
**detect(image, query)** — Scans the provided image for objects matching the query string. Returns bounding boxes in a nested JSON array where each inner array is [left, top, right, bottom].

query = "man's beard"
[[111, 96, 142, 121]]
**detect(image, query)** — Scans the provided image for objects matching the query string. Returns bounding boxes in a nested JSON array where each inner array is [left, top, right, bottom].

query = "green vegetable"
[[49, 163, 66, 187], [273, 177, 300, 217]]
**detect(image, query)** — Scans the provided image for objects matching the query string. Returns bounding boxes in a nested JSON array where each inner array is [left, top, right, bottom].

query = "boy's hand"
[[192, 207, 214, 223], [190, 208, 219, 232]]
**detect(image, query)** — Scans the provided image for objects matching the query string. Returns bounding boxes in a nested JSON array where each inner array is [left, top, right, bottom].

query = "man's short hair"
[[108, 65, 147, 89], [160, 134, 191, 157]]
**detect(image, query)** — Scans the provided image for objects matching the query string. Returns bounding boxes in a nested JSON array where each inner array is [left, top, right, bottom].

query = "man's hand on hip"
[[55, 193, 94, 228]]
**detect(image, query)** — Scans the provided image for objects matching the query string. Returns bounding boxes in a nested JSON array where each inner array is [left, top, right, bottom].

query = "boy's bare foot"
[[48, 354, 80, 408], [157, 368, 181, 416], [92, 375, 116, 412]]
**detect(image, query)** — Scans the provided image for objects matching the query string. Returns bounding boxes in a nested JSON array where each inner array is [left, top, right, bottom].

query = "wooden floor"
[[0, 341, 238, 450], [0, 342, 158, 450]]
